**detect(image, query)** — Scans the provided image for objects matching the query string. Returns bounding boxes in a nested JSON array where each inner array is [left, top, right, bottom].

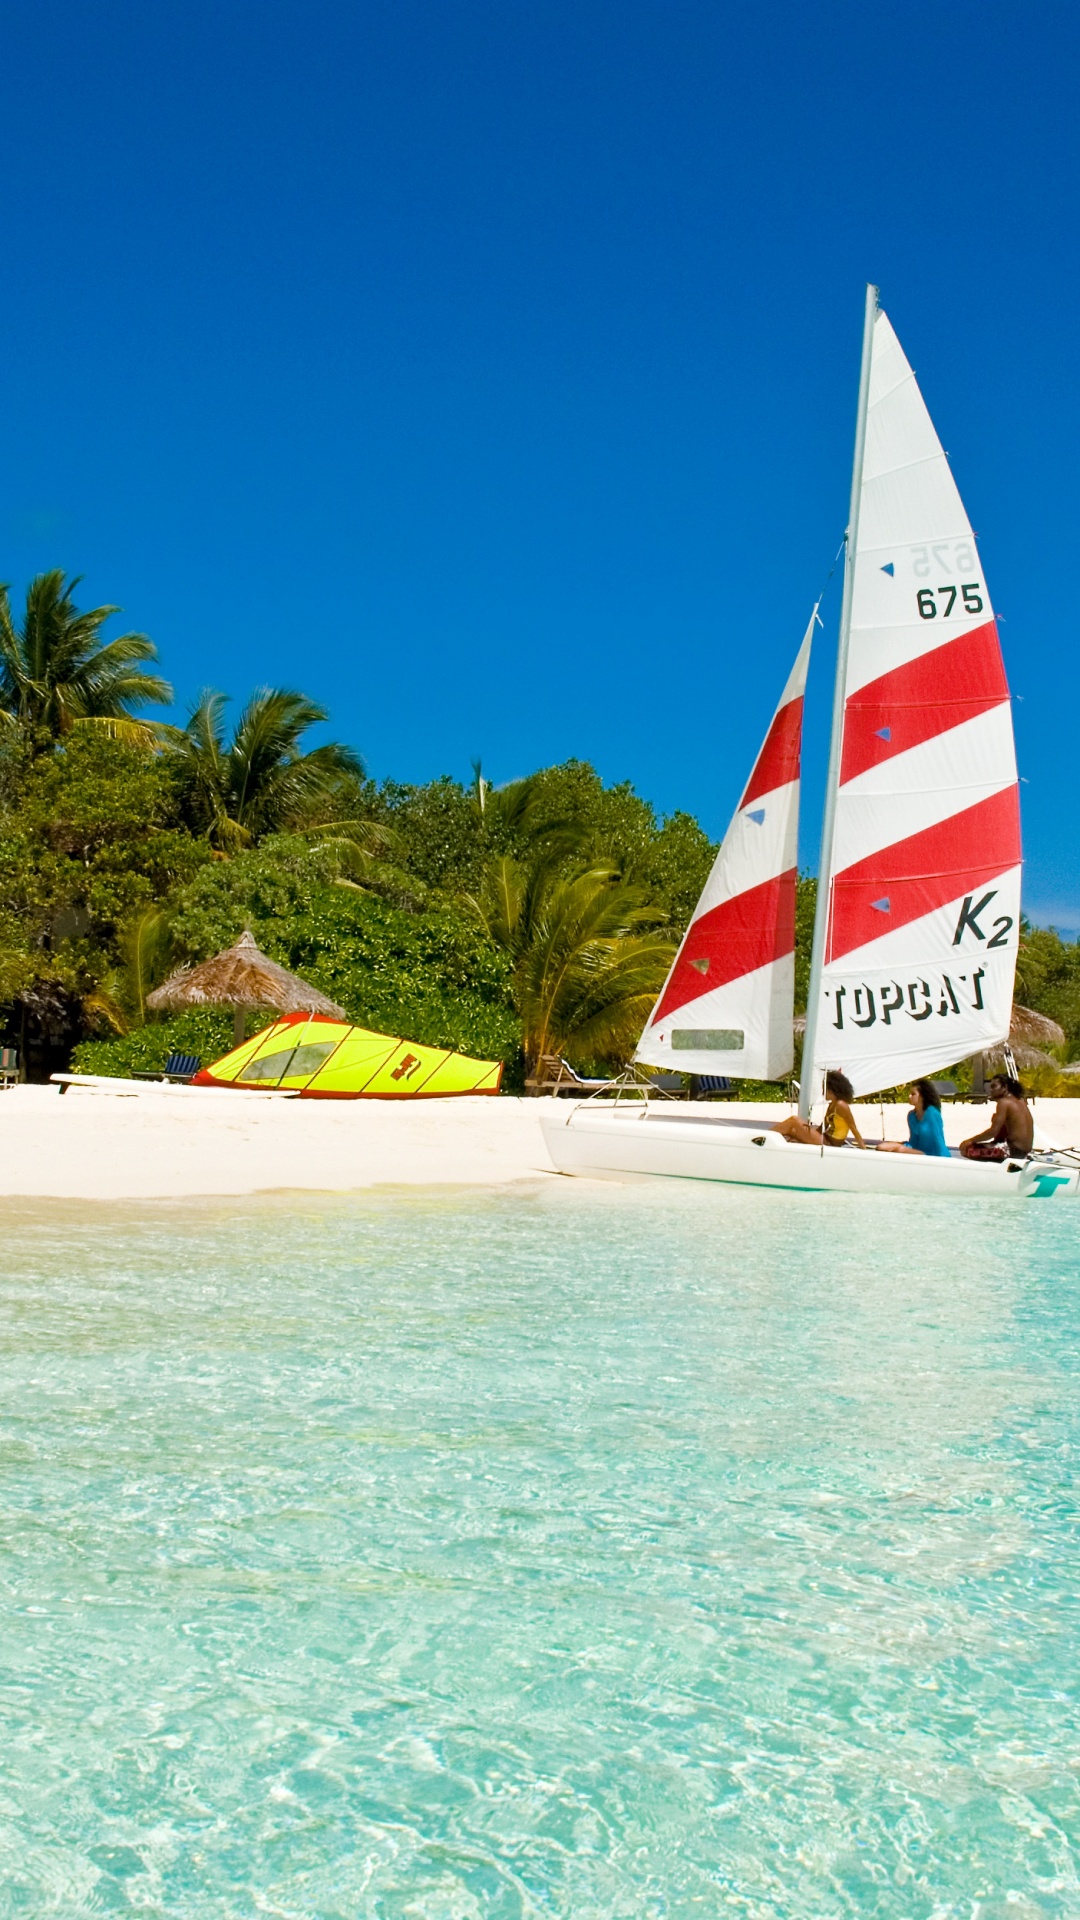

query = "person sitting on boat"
[[959, 1075, 1034, 1162], [772, 1070, 866, 1149], [877, 1079, 949, 1156]]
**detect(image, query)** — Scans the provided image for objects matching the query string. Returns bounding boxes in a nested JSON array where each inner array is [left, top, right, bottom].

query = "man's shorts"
[[961, 1141, 1009, 1162]]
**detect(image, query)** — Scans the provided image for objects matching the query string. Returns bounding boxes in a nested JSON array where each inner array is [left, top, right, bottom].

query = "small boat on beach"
[[542, 287, 1079, 1199]]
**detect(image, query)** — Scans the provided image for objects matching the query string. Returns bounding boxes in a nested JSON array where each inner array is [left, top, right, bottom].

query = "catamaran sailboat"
[[541, 288, 1078, 1199]]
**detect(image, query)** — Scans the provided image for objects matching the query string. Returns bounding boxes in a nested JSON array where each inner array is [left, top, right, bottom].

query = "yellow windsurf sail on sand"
[[195, 1013, 503, 1098]]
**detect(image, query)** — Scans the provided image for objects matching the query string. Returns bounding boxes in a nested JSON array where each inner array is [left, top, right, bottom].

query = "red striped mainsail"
[[808, 305, 1020, 1098], [636, 615, 813, 1080]]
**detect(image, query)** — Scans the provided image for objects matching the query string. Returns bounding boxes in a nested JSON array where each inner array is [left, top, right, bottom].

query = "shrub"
[[72, 1009, 233, 1078]]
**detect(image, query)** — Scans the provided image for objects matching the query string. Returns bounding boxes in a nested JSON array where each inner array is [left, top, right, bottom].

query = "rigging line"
[[812, 536, 847, 623]]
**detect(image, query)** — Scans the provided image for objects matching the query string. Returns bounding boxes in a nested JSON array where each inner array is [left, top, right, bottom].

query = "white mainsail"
[[636, 615, 813, 1081], [804, 294, 1020, 1101]]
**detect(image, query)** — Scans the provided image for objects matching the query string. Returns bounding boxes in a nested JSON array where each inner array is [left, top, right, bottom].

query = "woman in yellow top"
[[772, 1070, 867, 1149]]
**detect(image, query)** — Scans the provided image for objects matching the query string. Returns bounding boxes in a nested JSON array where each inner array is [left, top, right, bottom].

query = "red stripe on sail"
[[827, 786, 1021, 963], [651, 869, 797, 1025], [840, 621, 1009, 785], [741, 698, 804, 807]]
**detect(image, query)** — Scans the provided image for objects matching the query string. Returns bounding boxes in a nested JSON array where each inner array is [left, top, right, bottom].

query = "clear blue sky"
[[2, 1, 1077, 926]]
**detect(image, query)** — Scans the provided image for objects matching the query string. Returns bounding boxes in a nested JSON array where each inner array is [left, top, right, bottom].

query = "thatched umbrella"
[[148, 929, 346, 1047]]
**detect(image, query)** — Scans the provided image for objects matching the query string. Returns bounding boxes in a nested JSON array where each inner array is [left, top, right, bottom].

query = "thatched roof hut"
[[148, 930, 345, 1045], [984, 1004, 1067, 1076]]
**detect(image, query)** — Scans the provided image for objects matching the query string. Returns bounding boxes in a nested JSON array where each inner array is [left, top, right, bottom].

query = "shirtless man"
[[959, 1075, 1034, 1161]]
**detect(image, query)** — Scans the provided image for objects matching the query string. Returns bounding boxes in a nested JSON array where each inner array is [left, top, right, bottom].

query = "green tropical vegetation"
[[2, 568, 1079, 1093]]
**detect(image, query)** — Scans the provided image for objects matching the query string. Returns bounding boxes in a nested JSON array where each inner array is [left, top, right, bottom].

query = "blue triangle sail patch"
[[875, 726, 891, 741], [872, 897, 891, 913], [881, 562, 894, 576], [747, 808, 765, 825]]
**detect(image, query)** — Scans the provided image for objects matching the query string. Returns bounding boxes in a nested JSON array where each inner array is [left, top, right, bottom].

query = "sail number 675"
[[917, 584, 983, 618]]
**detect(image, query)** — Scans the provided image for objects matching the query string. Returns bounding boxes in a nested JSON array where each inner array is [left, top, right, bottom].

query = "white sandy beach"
[[1, 1083, 1079, 1200]]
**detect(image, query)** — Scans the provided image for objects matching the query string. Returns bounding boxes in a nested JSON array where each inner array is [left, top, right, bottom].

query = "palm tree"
[[469, 759, 550, 840], [468, 758, 583, 858], [174, 686, 367, 847], [465, 851, 675, 1077], [0, 571, 171, 748], [83, 906, 175, 1034]]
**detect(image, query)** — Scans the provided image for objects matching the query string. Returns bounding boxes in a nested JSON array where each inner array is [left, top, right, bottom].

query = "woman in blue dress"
[[878, 1078, 950, 1156]]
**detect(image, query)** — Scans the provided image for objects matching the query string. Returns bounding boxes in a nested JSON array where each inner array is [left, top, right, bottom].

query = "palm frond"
[[304, 817, 400, 858], [0, 571, 170, 747], [73, 715, 172, 750], [465, 847, 674, 1073], [81, 989, 128, 1036]]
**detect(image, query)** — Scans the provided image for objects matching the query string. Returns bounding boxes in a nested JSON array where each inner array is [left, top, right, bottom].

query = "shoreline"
[[1, 1084, 1079, 1202]]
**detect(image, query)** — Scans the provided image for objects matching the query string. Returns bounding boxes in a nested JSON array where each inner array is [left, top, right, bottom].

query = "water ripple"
[[0, 1183, 1078, 1916]]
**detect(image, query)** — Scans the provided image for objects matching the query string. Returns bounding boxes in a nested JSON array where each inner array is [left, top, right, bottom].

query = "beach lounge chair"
[[642, 1070, 686, 1095], [690, 1074, 733, 1098], [525, 1055, 613, 1096], [0, 1046, 18, 1088], [132, 1051, 202, 1084]]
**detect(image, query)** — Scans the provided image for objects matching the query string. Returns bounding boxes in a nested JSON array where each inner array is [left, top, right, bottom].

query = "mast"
[[799, 282, 879, 1120]]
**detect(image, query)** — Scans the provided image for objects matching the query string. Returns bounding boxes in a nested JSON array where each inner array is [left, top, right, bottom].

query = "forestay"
[[809, 306, 1020, 1098], [636, 615, 813, 1080]]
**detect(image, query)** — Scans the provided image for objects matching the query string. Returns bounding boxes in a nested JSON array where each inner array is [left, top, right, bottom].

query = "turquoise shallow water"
[[1, 1182, 1079, 1918]]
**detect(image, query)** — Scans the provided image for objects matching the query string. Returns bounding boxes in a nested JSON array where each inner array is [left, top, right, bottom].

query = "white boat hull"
[[540, 1102, 1080, 1201]]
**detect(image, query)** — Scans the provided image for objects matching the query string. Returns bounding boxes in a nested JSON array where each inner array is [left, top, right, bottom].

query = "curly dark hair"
[[825, 1070, 854, 1102], [911, 1077, 941, 1110]]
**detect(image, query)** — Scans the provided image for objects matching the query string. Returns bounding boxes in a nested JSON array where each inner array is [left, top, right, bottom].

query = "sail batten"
[[808, 302, 1020, 1099]]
